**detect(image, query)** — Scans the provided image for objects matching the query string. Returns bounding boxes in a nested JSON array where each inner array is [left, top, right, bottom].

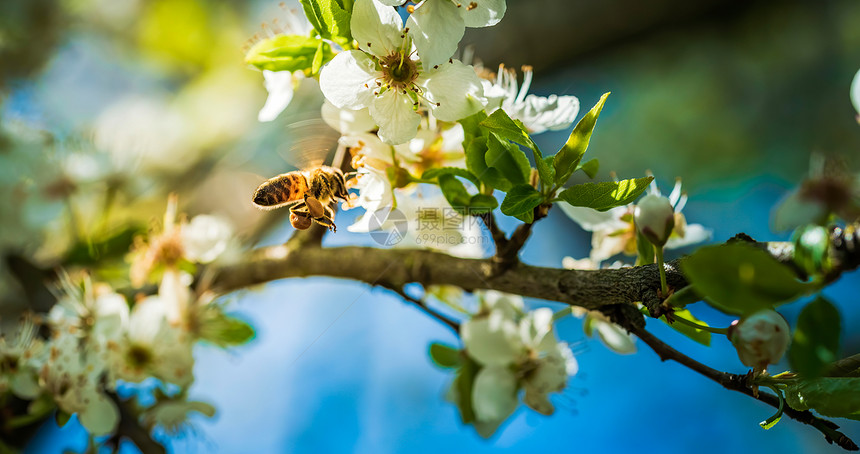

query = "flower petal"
[[472, 365, 518, 423], [257, 70, 295, 122], [319, 51, 378, 110], [351, 0, 404, 57], [461, 314, 521, 366], [406, 0, 464, 68], [455, 0, 506, 27], [321, 100, 377, 134], [559, 204, 628, 232], [78, 390, 120, 436], [513, 94, 580, 134], [370, 90, 421, 144], [665, 223, 711, 249], [595, 320, 637, 354], [419, 60, 486, 121]]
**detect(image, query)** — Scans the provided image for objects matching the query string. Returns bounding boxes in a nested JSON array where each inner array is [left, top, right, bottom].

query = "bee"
[[252, 165, 351, 232]]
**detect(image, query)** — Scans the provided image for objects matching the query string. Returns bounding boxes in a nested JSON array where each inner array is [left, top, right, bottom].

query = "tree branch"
[[382, 285, 460, 333], [211, 244, 684, 312], [626, 323, 858, 451]]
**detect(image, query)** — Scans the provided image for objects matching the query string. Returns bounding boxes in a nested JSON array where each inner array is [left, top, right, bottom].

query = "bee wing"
[[277, 118, 340, 169]]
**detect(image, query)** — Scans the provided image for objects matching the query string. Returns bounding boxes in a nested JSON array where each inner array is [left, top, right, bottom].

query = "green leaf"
[[486, 134, 530, 185], [421, 167, 481, 188], [311, 41, 325, 74], [790, 297, 841, 378], [576, 158, 600, 179], [451, 356, 480, 424], [299, 0, 352, 45], [468, 194, 498, 214], [784, 377, 860, 418], [438, 174, 472, 212], [661, 309, 711, 346], [464, 137, 511, 192], [245, 34, 327, 72], [481, 110, 552, 185], [681, 243, 816, 315], [500, 184, 543, 222], [480, 109, 534, 150], [552, 92, 609, 185], [199, 311, 256, 348], [556, 177, 653, 212], [429, 343, 461, 368], [535, 154, 554, 186], [299, 0, 326, 38], [65, 225, 145, 266], [459, 111, 489, 144]]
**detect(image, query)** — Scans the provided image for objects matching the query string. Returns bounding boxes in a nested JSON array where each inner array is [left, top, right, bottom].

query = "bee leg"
[[289, 203, 313, 230], [304, 195, 326, 219], [312, 205, 337, 233]]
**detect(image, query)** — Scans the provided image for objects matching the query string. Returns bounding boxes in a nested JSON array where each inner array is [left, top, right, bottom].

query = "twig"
[[478, 212, 507, 249], [626, 323, 858, 451], [383, 285, 460, 333]]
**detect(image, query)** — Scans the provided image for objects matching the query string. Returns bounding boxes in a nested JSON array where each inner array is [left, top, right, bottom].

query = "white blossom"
[[258, 70, 302, 122], [397, 0, 507, 69], [483, 64, 580, 134], [109, 296, 195, 387], [321, 100, 377, 135], [459, 298, 577, 426], [181, 214, 233, 264], [0, 319, 44, 399], [319, 0, 485, 144], [41, 331, 119, 436]]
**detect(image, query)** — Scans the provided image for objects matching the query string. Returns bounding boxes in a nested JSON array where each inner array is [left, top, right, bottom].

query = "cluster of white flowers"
[[458, 292, 577, 428], [254, 0, 582, 234], [0, 199, 236, 438]]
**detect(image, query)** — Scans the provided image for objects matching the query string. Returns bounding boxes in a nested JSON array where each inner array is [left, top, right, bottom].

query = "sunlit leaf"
[[556, 177, 653, 212], [552, 92, 609, 185]]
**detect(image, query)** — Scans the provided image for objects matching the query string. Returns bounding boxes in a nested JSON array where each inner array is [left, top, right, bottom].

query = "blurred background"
[[1, 0, 859, 452]]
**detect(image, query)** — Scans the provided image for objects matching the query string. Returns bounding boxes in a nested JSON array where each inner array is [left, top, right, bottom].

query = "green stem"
[[759, 384, 785, 429], [670, 313, 729, 335], [655, 246, 668, 296]]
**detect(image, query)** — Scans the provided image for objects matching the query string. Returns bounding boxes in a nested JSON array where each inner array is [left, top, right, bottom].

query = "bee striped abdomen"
[[252, 172, 309, 209]]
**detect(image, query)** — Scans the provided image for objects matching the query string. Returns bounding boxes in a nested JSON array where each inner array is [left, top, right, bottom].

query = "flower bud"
[[634, 194, 675, 247], [728, 309, 790, 370]]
